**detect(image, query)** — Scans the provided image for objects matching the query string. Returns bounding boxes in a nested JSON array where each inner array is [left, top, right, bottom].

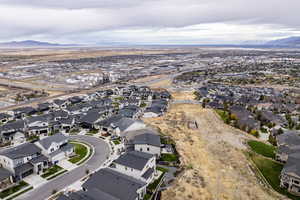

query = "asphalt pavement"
[[16, 135, 110, 200]]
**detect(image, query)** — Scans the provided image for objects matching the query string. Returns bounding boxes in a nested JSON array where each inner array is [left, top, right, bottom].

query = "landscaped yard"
[[248, 140, 276, 159], [41, 165, 63, 178], [156, 166, 169, 173], [160, 153, 179, 162], [0, 181, 29, 199], [113, 139, 121, 145], [68, 142, 88, 164], [249, 153, 300, 200], [87, 129, 98, 135]]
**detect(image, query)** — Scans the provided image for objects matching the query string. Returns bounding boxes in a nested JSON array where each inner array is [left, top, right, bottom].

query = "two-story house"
[[82, 168, 147, 200], [0, 143, 47, 181], [111, 151, 156, 184], [132, 133, 161, 158], [34, 133, 74, 164]]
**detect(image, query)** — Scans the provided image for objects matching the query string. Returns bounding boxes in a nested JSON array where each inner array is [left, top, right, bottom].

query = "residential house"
[[12, 107, 36, 119], [82, 168, 147, 200], [132, 133, 161, 158], [0, 120, 26, 144], [80, 110, 103, 129], [34, 133, 74, 165], [26, 114, 52, 136], [111, 151, 156, 184], [280, 152, 300, 196], [0, 143, 47, 181], [52, 99, 70, 110]]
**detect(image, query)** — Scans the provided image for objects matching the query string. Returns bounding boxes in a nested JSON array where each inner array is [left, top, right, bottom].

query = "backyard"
[[248, 140, 277, 159]]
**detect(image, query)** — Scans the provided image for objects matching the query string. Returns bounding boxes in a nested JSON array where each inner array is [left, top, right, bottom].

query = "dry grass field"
[[143, 91, 284, 200]]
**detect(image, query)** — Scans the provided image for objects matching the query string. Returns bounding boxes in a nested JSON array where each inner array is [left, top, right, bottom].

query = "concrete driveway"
[[23, 174, 47, 188], [57, 159, 77, 171], [17, 136, 110, 200]]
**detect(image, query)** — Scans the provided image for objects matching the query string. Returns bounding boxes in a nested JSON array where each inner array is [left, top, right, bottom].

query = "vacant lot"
[[143, 92, 282, 200]]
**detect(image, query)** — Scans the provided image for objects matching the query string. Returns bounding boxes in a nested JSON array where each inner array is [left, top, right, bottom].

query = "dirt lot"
[[143, 92, 284, 200]]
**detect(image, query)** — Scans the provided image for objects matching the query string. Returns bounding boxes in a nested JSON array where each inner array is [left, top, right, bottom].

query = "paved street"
[[16, 135, 110, 200]]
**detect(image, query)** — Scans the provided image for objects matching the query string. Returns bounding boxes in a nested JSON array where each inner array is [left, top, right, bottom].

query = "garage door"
[[21, 169, 33, 178]]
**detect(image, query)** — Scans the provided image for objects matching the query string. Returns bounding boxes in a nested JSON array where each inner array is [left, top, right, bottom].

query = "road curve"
[[17, 135, 110, 200]]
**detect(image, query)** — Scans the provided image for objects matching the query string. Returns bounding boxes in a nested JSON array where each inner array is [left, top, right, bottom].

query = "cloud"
[[0, 0, 299, 44]]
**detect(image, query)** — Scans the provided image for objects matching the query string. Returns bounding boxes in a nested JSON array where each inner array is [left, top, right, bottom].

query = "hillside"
[[266, 37, 300, 47], [0, 40, 77, 47]]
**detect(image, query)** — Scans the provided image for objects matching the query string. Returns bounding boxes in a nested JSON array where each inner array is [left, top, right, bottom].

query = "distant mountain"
[[0, 40, 78, 47], [265, 36, 300, 47]]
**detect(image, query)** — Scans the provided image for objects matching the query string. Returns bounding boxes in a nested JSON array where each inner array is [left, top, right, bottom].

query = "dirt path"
[[143, 91, 283, 200]]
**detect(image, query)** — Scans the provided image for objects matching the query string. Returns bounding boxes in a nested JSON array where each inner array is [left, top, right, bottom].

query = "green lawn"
[[160, 153, 178, 162], [248, 140, 276, 159], [41, 165, 63, 178], [249, 153, 300, 200], [0, 181, 29, 198], [68, 142, 88, 164], [113, 139, 121, 145]]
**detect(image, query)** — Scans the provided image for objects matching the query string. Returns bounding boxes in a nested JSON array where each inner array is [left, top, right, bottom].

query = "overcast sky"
[[0, 0, 299, 45]]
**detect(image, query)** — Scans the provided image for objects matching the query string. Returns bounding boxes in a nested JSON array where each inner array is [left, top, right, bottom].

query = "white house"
[[112, 151, 156, 184], [34, 133, 74, 164], [111, 118, 146, 137], [0, 143, 48, 181], [133, 133, 161, 158]]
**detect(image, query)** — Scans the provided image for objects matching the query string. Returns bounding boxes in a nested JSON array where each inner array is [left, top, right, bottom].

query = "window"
[[293, 180, 300, 185], [147, 147, 150, 151]]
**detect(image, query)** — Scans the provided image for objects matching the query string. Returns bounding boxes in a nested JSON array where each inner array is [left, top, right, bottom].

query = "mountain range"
[[265, 36, 300, 47], [0, 40, 78, 47], [1, 37, 300, 47]]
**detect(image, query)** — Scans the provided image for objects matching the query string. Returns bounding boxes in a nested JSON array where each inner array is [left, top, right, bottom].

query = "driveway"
[[57, 159, 77, 171], [23, 175, 47, 188], [17, 136, 110, 200]]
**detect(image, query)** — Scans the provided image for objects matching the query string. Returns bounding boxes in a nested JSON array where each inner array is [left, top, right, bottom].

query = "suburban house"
[[26, 114, 52, 136], [280, 152, 300, 195], [0, 120, 26, 144], [110, 118, 146, 137], [34, 133, 74, 164], [132, 133, 161, 158], [276, 131, 300, 163], [36, 103, 51, 113], [0, 143, 47, 181], [52, 99, 70, 110], [82, 168, 147, 200], [80, 110, 103, 129], [111, 151, 156, 184], [12, 107, 36, 119]]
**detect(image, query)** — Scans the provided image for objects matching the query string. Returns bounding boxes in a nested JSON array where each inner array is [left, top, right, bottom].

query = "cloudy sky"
[[0, 0, 299, 45]]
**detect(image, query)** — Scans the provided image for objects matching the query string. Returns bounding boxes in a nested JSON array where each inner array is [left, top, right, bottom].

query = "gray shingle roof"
[[82, 168, 145, 200], [141, 167, 154, 179], [282, 152, 300, 177], [0, 143, 41, 159], [36, 133, 67, 150], [114, 151, 153, 170], [133, 133, 161, 147]]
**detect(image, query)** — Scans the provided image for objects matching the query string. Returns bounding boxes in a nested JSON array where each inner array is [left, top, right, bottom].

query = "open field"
[[0, 48, 181, 64], [143, 91, 283, 200]]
